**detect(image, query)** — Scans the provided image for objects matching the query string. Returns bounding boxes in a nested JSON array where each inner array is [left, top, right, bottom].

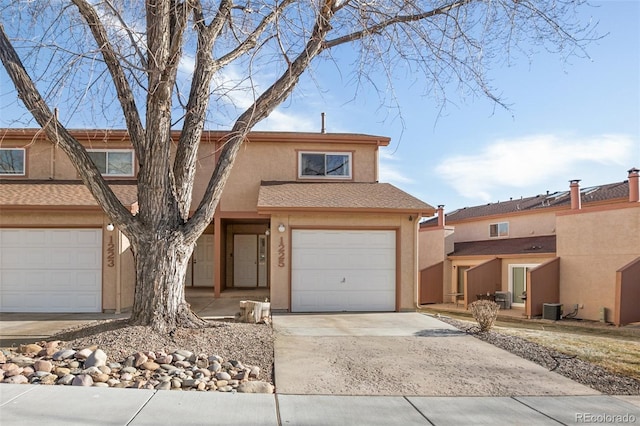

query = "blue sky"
[[2, 1, 638, 214], [255, 0, 640, 211]]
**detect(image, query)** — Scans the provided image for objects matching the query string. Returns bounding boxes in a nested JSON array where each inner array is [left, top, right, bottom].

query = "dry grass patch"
[[494, 326, 640, 381]]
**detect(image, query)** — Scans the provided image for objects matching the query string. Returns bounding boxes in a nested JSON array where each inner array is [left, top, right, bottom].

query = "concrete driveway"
[[273, 312, 600, 396]]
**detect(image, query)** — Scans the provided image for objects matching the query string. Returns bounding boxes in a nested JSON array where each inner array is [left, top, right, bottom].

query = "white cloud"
[[435, 134, 634, 202], [378, 150, 415, 185], [255, 109, 317, 132]]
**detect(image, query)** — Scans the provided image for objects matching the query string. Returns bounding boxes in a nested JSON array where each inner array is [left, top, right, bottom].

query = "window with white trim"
[[0, 148, 25, 175], [489, 222, 509, 238], [299, 152, 351, 179], [88, 150, 134, 176]]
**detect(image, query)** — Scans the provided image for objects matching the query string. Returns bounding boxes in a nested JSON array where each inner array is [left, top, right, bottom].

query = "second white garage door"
[[0, 229, 102, 313], [291, 230, 396, 312]]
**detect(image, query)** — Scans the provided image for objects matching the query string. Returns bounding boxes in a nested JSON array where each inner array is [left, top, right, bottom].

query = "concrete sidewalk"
[[1, 385, 638, 425]]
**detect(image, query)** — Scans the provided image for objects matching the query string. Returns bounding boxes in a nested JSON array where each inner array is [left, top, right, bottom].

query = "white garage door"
[[0, 229, 102, 313], [291, 230, 396, 312]]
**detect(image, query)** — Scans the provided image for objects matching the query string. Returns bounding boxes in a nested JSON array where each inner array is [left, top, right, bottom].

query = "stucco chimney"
[[569, 179, 581, 210], [629, 168, 640, 202], [437, 205, 445, 227]]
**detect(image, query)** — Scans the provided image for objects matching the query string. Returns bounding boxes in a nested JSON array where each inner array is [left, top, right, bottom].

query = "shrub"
[[469, 300, 500, 332]]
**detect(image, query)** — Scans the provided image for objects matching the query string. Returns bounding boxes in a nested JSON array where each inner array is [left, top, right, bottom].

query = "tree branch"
[[184, 0, 339, 241], [173, 0, 296, 218], [0, 23, 138, 234], [71, 0, 145, 155], [324, 0, 472, 49]]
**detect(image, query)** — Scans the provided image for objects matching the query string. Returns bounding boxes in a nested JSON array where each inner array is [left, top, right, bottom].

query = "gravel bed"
[[48, 318, 274, 384], [4, 314, 639, 395], [437, 316, 640, 395]]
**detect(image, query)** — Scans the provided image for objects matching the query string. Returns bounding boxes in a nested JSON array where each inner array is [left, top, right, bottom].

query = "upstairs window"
[[299, 152, 351, 179], [88, 150, 134, 176], [0, 148, 25, 176], [489, 222, 509, 238]]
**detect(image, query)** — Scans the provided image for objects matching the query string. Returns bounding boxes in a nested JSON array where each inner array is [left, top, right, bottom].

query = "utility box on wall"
[[543, 303, 562, 321]]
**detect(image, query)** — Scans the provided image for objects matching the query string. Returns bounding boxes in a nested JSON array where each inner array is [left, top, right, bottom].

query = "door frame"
[[508, 263, 539, 307], [187, 234, 214, 287]]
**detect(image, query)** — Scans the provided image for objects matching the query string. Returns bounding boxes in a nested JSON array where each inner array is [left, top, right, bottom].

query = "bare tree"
[[0, 0, 594, 332]]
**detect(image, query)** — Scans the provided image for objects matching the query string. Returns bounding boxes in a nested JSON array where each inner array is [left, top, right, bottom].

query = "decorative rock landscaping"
[[0, 341, 274, 393]]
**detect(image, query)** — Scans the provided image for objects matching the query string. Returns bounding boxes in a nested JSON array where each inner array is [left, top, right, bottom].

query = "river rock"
[[39, 374, 58, 385], [72, 374, 94, 386], [84, 349, 107, 368], [75, 348, 93, 360], [57, 374, 75, 385], [18, 344, 42, 355], [215, 371, 231, 381], [141, 361, 160, 371], [133, 352, 148, 367], [237, 381, 274, 394], [4, 375, 29, 384], [250, 366, 260, 378], [52, 349, 76, 361], [34, 360, 53, 373]]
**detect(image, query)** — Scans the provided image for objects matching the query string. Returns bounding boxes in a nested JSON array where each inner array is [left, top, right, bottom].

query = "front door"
[[509, 264, 538, 307], [186, 234, 214, 287], [234, 234, 258, 287]]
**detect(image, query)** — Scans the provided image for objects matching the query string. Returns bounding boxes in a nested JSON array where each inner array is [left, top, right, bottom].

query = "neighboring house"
[[419, 169, 640, 326], [0, 128, 434, 314]]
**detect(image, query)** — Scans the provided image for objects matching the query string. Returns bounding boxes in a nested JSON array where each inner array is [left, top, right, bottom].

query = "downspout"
[[413, 212, 421, 310], [51, 108, 59, 179], [115, 229, 122, 314]]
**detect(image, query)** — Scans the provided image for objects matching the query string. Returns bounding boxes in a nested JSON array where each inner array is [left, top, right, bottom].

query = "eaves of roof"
[[0, 128, 390, 146], [449, 235, 557, 257], [421, 181, 630, 228], [0, 180, 138, 210], [257, 181, 435, 215]]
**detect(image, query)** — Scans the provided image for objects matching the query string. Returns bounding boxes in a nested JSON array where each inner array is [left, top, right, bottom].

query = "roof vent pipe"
[[321, 112, 326, 134], [629, 168, 639, 202], [569, 179, 581, 210]]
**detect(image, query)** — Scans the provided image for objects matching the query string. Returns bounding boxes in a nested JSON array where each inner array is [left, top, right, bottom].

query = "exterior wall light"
[[106, 223, 115, 232], [278, 224, 286, 233]]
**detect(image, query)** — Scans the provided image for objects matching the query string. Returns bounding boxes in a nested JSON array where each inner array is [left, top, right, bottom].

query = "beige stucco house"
[[419, 169, 640, 326], [0, 128, 434, 314]]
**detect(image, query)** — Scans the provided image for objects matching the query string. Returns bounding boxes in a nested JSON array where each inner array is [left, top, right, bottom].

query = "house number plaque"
[[106, 235, 115, 267], [278, 237, 285, 267]]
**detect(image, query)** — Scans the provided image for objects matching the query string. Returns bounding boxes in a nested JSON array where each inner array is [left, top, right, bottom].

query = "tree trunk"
[[128, 230, 208, 333]]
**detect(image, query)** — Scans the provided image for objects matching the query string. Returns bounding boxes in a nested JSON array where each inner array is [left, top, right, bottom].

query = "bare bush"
[[469, 300, 500, 332]]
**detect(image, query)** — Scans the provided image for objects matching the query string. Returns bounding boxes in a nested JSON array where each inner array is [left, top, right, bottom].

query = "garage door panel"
[[292, 230, 396, 312], [294, 248, 393, 270], [0, 229, 102, 313], [292, 270, 345, 292], [346, 291, 395, 311], [293, 292, 345, 312], [293, 290, 395, 312]]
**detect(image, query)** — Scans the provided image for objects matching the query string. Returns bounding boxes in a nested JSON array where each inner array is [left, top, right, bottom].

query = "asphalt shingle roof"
[[257, 181, 435, 214], [0, 180, 138, 208], [450, 235, 557, 257], [422, 180, 630, 227]]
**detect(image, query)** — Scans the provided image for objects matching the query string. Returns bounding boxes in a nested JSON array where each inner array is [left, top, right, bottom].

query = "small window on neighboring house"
[[0, 148, 25, 176], [299, 152, 351, 179], [88, 150, 134, 176], [489, 222, 509, 238]]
